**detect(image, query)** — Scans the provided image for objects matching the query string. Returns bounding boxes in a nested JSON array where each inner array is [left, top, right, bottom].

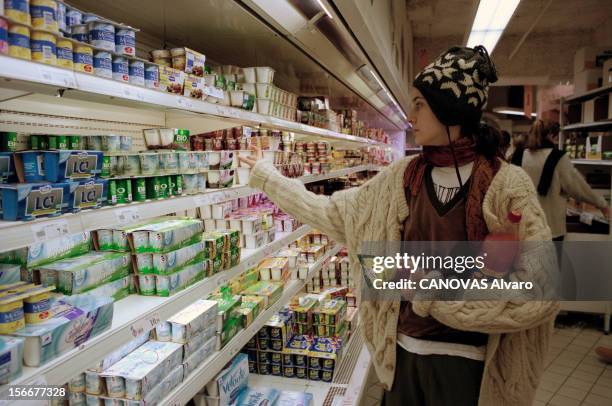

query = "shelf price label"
[[123, 87, 145, 102], [38, 66, 76, 88], [31, 220, 70, 243], [193, 195, 210, 206], [130, 312, 161, 338], [115, 208, 141, 225], [177, 97, 194, 109]]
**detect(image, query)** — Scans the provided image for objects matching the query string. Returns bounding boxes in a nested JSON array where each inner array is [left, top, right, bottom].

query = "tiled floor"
[[534, 325, 612, 406], [358, 324, 612, 406]]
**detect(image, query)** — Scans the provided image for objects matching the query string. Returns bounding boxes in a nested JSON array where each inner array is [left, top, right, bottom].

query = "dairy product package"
[[0, 335, 24, 384], [201, 232, 225, 259], [85, 394, 103, 405], [0, 264, 21, 285], [101, 340, 183, 400], [183, 335, 215, 377], [211, 293, 242, 332], [10, 295, 113, 367], [104, 364, 183, 406], [128, 217, 203, 254], [241, 282, 283, 309], [182, 322, 216, 359], [216, 313, 241, 350], [43, 150, 104, 182], [276, 390, 313, 406], [205, 352, 248, 404], [82, 276, 130, 302], [86, 370, 105, 396], [154, 261, 206, 297], [168, 299, 217, 343], [69, 372, 87, 392], [155, 322, 172, 342], [39, 251, 131, 295], [150, 241, 207, 275], [231, 387, 280, 406], [12, 231, 90, 270], [90, 332, 150, 373]]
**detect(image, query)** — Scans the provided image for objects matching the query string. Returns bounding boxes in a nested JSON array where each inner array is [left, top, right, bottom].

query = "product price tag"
[[245, 257, 261, 269], [130, 312, 161, 338], [177, 97, 194, 109], [31, 220, 70, 243], [205, 86, 224, 99], [122, 86, 145, 102], [39, 67, 76, 88], [580, 212, 594, 225], [115, 208, 141, 224], [193, 195, 210, 206]]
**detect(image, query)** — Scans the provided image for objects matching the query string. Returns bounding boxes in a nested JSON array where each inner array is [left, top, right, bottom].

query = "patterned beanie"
[[414, 45, 498, 127]]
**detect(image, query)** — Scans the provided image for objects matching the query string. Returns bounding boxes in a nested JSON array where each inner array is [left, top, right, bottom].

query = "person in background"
[[242, 45, 558, 406], [510, 120, 610, 241]]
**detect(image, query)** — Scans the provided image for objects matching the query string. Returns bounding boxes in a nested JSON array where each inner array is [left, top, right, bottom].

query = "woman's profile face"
[[408, 87, 454, 146]]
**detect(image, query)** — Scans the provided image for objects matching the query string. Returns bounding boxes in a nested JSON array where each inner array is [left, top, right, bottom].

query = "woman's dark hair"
[[461, 121, 502, 160], [526, 119, 559, 150], [501, 131, 511, 148]]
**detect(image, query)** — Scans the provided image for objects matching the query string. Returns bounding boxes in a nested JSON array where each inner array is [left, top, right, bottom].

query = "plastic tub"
[[31, 0, 58, 32], [257, 99, 272, 115], [115, 28, 136, 56], [242, 67, 256, 83], [89, 21, 115, 52], [158, 128, 174, 148], [236, 167, 250, 185], [139, 153, 160, 175], [129, 60, 145, 86], [112, 56, 129, 83], [31, 31, 57, 65], [255, 67, 275, 83], [56, 39, 73, 69], [66, 7, 83, 27], [206, 151, 221, 169], [143, 129, 161, 149], [255, 83, 273, 99], [229, 90, 245, 107], [93, 51, 112, 79], [73, 44, 93, 74], [5, 0, 31, 25], [8, 24, 31, 60], [240, 83, 256, 95]]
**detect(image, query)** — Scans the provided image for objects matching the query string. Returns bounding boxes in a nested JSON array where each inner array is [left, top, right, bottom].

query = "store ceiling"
[[68, 0, 397, 131], [408, 0, 612, 84]]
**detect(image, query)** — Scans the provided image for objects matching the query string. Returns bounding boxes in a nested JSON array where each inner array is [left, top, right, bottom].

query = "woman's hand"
[[238, 145, 263, 168]]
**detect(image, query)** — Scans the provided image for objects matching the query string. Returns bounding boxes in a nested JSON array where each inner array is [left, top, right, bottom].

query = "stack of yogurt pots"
[[239, 67, 298, 121]]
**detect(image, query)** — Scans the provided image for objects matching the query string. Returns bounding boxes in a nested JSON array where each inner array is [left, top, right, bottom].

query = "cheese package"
[[102, 340, 183, 400], [168, 299, 218, 343]]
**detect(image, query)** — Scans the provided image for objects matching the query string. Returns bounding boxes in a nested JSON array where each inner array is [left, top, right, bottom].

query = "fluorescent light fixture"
[[466, 0, 521, 53], [316, 0, 333, 19], [370, 68, 408, 122], [493, 107, 536, 117]]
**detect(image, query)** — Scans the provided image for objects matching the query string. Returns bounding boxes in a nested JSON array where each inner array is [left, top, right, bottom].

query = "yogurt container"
[[69, 373, 86, 393], [86, 371, 104, 395], [155, 321, 172, 341], [89, 21, 115, 51], [70, 23, 89, 43], [69, 391, 86, 406], [105, 375, 126, 398], [56, 38, 73, 69], [8, 24, 31, 60], [66, 7, 83, 27], [31, 30, 56, 65], [0, 293, 27, 333], [93, 50, 112, 78], [115, 28, 135, 56], [119, 135, 132, 151], [83, 13, 101, 23], [101, 135, 120, 151], [139, 153, 159, 175], [129, 60, 144, 86], [5, 0, 31, 25], [56, 1, 67, 33], [137, 274, 156, 295], [182, 174, 198, 194], [197, 173, 207, 193], [86, 135, 102, 150], [112, 55, 129, 83], [74, 44, 93, 73], [0, 19, 8, 55], [31, 0, 58, 32], [135, 253, 153, 274], [23, 286, 55, 324], [144, 63, 159, 89]]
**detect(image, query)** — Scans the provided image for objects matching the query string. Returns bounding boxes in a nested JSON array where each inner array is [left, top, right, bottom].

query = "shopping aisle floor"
[[359, 323, 612, 406]]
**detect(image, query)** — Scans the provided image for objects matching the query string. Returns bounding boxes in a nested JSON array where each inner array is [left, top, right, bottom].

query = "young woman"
[[241, 46, 559, 406], [511, 120, 610, 241]]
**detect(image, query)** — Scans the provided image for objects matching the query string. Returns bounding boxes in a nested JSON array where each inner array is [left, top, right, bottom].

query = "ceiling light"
[[316, 0, 333, 19], [493, 107, 536, 117], [466, 0, 521, 54]]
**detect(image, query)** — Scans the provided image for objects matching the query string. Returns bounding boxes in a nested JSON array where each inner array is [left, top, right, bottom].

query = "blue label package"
[[0, 182, 70, 221], [43, 150, 103, 182], [0, 153, 17, 183], [14, 151, 45, 182], [0, 335, 24, 384], [66, 179, 108, 212]]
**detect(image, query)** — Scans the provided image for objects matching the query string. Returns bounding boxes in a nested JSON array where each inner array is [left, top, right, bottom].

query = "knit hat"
[[414, 45, 498, 127]]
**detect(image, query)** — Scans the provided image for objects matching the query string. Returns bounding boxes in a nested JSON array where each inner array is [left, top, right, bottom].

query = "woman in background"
[[510, 120, 609, 241]]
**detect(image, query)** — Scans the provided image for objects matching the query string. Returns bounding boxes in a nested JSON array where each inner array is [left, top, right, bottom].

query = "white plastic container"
[[229, 90, 245, 107], [255, 67, 275, 83], [256, 99, 272, 115], [239, 83, 256, 95], [242, 67, 256, 83], [202, 74, 216, 87], [256, 84, 273, 99], [236, 167, 250, 185]]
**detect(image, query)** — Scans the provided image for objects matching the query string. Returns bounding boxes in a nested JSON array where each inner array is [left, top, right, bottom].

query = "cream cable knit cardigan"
[[249, 157, 560, 406]]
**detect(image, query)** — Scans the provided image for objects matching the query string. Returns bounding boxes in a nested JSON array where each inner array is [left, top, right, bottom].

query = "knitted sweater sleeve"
[[557, 155, 607, 208], [412, 165, 560, 333], [248, 160, 358, 245]]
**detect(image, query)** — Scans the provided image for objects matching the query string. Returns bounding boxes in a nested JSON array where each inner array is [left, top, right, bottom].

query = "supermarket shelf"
[[0, 55, 387, 147], [0, 165, 378, 252], [572, 159, 612, 166], [567, 208, 610, 225], [564, 84, 612, 104], [0, 225, 313, 394], [562, 120, 612, 132], [161, 244, 343, 406]]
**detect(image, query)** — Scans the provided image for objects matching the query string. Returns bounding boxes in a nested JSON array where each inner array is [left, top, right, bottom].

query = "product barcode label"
[[43, 46, 53, 60], [130, 312, 161, 338], [115, 208, 140, 224], [31, 220, 70, 242]]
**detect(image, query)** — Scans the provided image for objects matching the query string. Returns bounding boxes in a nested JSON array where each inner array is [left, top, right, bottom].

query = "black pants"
[[383, 345, 484, 406]]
